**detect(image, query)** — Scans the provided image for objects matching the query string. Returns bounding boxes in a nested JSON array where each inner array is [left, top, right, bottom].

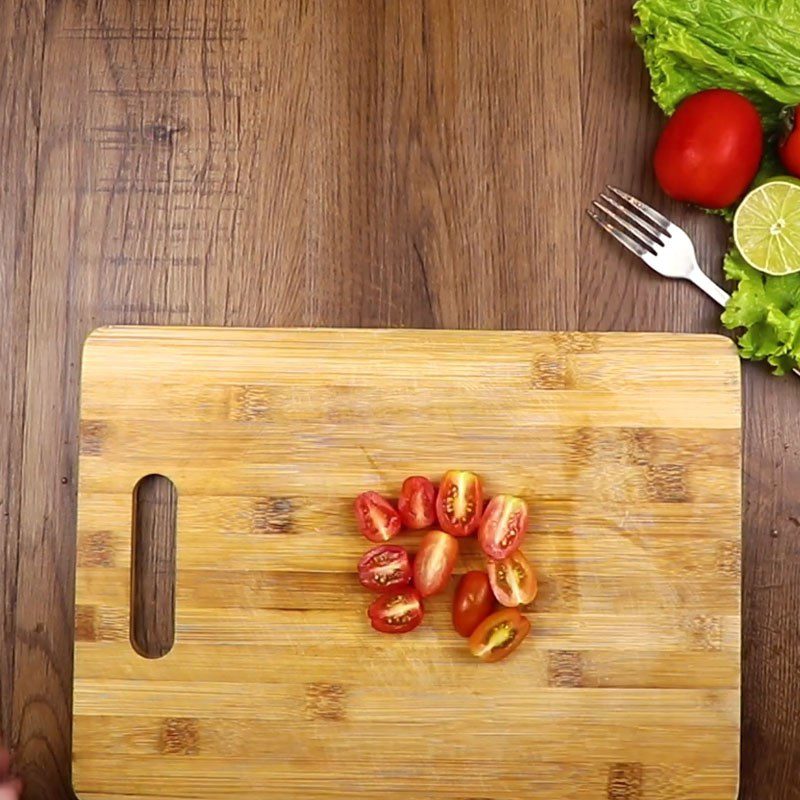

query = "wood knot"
[[607, 762, 643, 799], [159, 718, 200, 755], [145, 122, 182, 146], [304, 683, 346, 721], [547, 650, 584, 687], [78, 531, 115, 568], [644, 464, 688, 503], [716, 540, 741, 578], [79, 420, 108, 455], [230, 386, 272, 421], [684, 614, 722, 651], [551, 332, 600, 354], [620, 428, 653, 466], [252, 498, 294, 534], [530, 355, 573, 390], [569, 426, 596, 461], [552, 571, 581, 611], [74, 605, 98, 642]]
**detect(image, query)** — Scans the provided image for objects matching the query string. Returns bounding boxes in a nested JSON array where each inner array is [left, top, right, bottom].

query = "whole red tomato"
[[653, 89, 763, 209], [779, 106, 800, 178], [413, 530, 459, 597], [452, 571, 495, 637]]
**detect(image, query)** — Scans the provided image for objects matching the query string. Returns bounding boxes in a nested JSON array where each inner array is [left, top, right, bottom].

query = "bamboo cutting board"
[[73, 327, 742, 800]]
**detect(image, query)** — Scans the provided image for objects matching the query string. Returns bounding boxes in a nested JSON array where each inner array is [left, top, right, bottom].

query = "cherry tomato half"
[[358, 545, 412, 593], [653, 89, 763, 209], [478, 494, 528, 560], [413, 530, 459, 597], [368, 588, 424, 634], [469, 607, 531, 662], [355, 491, 402, 543], [487, 550, 537, 607], [435, 470, 483, 537], [397, 476, 437, 529], [452, 570, 495, 637]]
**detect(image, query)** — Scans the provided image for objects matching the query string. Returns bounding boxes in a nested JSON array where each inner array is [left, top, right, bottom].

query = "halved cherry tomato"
[[397, 476, 437, 529], [478, 494, 529, 560], [358, 545, 412, 593], [468, 607, 531, 662], [487, 550, 537, 607], [413, 530, 459, 597], [435, 470, 483, 537], [368, 588, 424, 634], [355, 491, 402, 543], [452, 571, 495, 637]]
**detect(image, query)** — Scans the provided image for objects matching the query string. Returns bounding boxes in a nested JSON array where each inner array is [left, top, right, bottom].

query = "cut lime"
[[733, 179, 800, 276]]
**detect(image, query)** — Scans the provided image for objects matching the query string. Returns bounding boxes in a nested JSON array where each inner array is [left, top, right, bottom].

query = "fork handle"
[[687, 267, 730, 308]]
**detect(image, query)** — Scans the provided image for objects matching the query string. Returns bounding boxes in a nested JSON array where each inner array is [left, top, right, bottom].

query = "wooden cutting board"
[[73, 327, 742, 800]]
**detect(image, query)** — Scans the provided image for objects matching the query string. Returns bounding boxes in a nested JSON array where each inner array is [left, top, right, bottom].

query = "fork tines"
[[588, 186, 672, 259]]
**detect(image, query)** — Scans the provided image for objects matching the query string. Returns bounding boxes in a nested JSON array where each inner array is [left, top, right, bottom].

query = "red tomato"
[[653, 89, 763, 208], [468, 607, 531, 662], [452, 571, 495, 637], [358, 545, 412, 593], [354, 491, 402, 543], [478, 494, 528, 560], [487, 550, 537, 607], [413, 530, 459, 597], [397, 476, 437, 529], [435, 470, 483, 537], [367, 588, 424, 634], [779, 106, 800, 178]]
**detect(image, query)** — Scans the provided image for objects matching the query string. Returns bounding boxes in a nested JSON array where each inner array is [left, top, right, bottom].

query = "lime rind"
[[734, 180, 800, 276]]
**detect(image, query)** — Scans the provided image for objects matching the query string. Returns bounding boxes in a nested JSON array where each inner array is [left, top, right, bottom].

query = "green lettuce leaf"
[[634, 0, 800, 372], [634, 0, 800, 128], [722, 248, 800, 373]]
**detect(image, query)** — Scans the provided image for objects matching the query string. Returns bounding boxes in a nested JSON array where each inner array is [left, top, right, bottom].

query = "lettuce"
[[634, 0, 800, 371], [722, 248, 800, 374]]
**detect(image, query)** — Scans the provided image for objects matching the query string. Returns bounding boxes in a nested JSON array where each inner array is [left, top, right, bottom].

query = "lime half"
[[734, 179, 800, 275]]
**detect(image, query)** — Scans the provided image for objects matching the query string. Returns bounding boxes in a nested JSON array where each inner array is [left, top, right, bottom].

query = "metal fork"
[[588, 186, 731, 308], [586, 186, 800, 376], [589, 187, 800, 378]]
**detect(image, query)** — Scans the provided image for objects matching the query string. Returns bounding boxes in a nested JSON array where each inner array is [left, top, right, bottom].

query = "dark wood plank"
[[581, 2, 800, 799], [739, 369, 800, 799], [0, 0, 44, 756], [580, 0, 729, 334], [310, 0, 581, 329]]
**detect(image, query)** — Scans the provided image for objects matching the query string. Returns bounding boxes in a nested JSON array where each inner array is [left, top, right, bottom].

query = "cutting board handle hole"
[[131, 474, 178, 659]]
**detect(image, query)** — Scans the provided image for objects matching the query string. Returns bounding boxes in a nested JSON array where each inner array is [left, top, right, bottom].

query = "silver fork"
[[588, 186, 731, 308], [590, 187, 800, 378]]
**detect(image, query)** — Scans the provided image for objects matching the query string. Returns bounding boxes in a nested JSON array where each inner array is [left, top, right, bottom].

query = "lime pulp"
[[733, 179, 800, 276]]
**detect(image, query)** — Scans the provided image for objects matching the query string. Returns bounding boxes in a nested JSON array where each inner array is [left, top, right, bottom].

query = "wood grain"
[[72, 327, 741, 799], [0, 0, 46, 787], [0, 0, 797, 798]]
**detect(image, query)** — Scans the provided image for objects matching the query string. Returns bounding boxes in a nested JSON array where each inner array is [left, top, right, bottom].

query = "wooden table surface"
[[0, 2, 797, 799]]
